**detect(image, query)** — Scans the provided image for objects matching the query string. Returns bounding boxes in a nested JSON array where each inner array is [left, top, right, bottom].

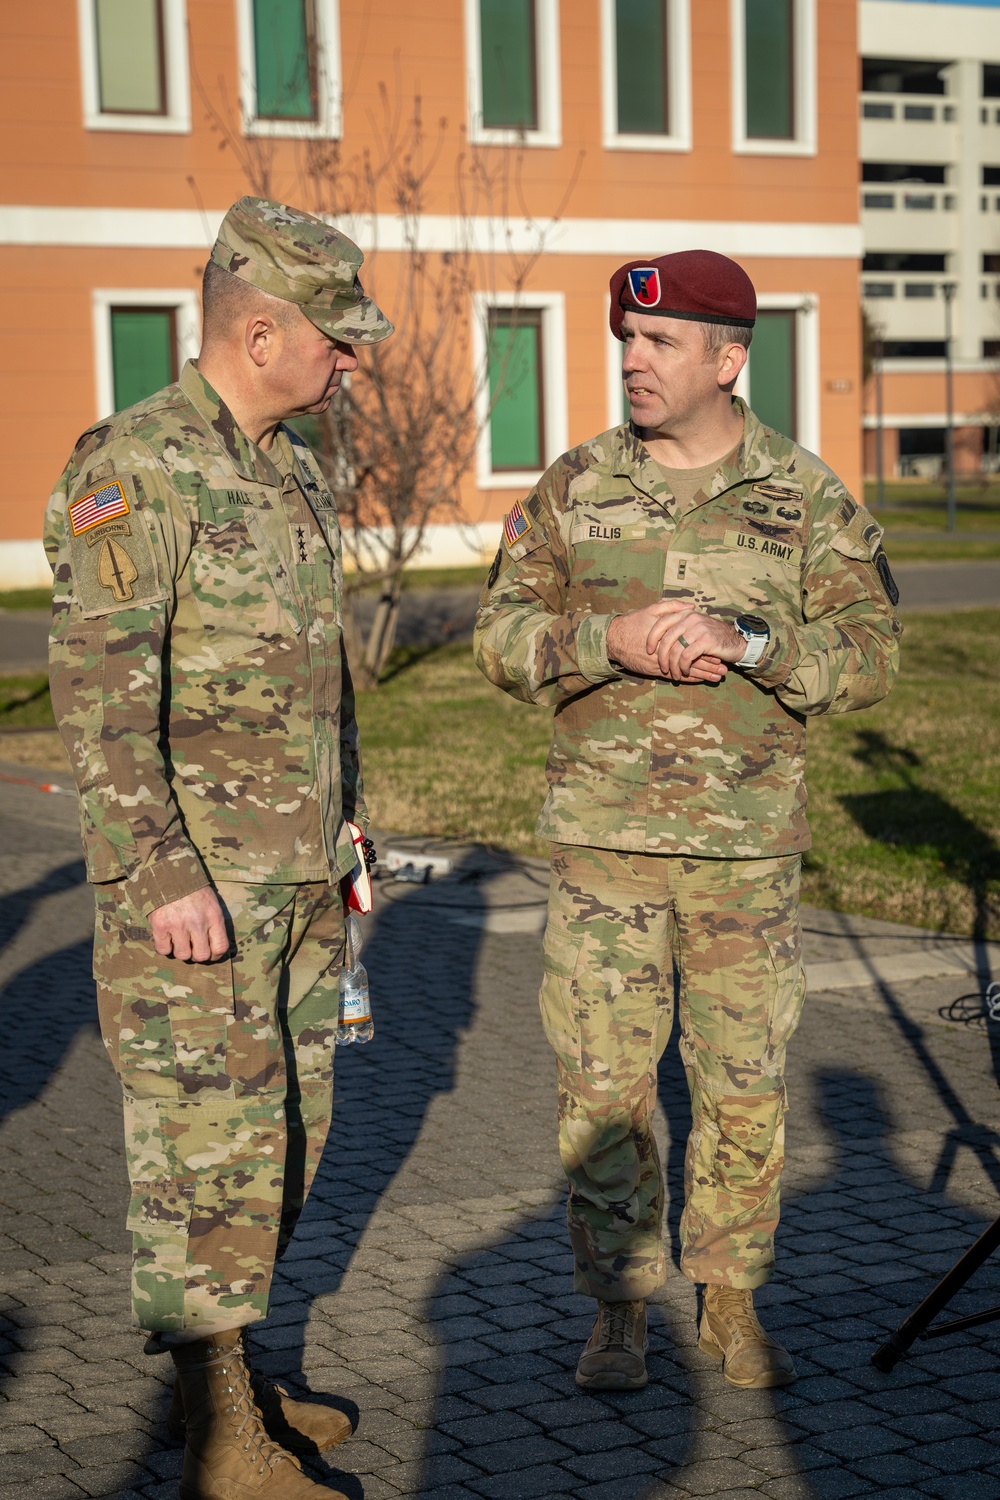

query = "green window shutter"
[[253, 0, 316, 120], [488, 312, 543, 471], [616, 0, 668, 135], [745, 0, 794, 139], [110, 308, 176, 413], [480, 0, 537, 130], [95, 0, 164, 114], [749, 310, 797, 440]]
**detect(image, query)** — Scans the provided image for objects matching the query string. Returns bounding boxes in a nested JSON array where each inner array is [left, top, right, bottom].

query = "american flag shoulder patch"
[[68, 479, 131, 537], [503, 500, 532, 548]]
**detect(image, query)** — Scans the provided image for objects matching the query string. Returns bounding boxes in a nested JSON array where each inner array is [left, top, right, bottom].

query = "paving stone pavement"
[[2, 760, 1000, 1500]]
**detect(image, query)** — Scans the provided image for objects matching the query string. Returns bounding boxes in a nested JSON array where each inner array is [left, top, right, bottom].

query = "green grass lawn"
[[868, 480, 1000, 558], [0, 588, 52, 610], [7, 611, 995, 939], [0, 674, 56, 729], [356, 612, 1000, 940]]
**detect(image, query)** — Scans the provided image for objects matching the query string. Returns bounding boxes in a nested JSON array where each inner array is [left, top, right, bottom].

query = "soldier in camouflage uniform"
[[475, 251, 900, 1392], [45, 198, 392, 1499]]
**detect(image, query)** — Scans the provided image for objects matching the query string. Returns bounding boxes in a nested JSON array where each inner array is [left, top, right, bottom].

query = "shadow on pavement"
[[0, 847, 488, 1499], [762, 1068, 1000, 1499], [841, 728, 1000, 1090], [0, 856, 91, 1127], [414, 1064, 1000, 1500], [250, 851, 488, 1498]]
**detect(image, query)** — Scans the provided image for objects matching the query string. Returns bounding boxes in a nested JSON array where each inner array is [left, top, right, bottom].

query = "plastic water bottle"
[[337, 914, 373, 1045]]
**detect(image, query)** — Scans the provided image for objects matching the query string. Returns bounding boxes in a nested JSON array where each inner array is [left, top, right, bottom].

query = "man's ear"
[[245, 314, 276, 370], [717, 341, 748, 390]]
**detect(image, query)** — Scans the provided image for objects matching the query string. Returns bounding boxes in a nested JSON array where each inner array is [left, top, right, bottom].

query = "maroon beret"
[[609, 250, 756, 340]]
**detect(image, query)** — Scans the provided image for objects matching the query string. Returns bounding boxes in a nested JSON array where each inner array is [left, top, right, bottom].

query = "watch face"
[[737, 614, 768, 635]]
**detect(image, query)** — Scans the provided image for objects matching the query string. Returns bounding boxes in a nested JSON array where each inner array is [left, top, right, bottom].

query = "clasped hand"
[[606, 599, 745, 685]]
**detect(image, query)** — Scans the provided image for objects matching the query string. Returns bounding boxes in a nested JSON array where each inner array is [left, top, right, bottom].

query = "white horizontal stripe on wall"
[[862, 412, 999, 428], [0, 206, 863, 259]]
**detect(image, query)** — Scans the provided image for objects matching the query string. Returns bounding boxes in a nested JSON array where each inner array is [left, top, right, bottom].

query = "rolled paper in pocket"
[[341, 820, 373, 914]]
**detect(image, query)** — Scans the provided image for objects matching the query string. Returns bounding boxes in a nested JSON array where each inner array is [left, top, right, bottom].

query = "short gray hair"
[[201, 258, 297, 340], [701, 321, 753, 357]]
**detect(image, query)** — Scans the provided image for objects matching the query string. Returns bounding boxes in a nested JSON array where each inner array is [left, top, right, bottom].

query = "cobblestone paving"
[[2, 763, 1000, 1500]]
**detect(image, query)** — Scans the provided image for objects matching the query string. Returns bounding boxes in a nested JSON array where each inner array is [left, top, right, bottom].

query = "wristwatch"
[[733, 613, 770, 668]]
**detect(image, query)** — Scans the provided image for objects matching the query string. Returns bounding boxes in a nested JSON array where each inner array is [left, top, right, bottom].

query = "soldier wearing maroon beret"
[[476, 249, 901, 1391]]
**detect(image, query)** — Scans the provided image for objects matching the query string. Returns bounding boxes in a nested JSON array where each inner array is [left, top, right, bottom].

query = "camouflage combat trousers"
[[93, 879, 345, 1339], [540, 845, 806, 1299]]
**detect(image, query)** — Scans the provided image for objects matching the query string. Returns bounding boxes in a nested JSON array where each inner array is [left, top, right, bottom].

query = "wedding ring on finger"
[[678, 634, 690, 648]]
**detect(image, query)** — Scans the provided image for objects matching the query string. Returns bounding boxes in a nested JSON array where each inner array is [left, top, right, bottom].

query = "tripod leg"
[[872, 1211, 1000, 1371]]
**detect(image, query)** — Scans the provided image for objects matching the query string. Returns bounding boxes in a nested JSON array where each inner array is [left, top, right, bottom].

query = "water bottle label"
[[340, 991, 371, 1025]]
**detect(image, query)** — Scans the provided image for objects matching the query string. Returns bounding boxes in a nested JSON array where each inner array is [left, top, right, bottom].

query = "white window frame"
[[730, 0, 816, 157], [600, 0, 692, 154], [606, 295, 819, 451], [606, 327, 629, 430], [235, 0, 342, 140], [465, 0, 562, 148], [473, 291, 568, 489], [742, 292, 820, 451], [78, 0, 191, 134], [92, 289, 200, 420]]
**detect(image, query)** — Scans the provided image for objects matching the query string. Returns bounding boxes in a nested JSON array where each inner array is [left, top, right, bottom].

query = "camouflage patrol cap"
[[210, 196, 393, 345]]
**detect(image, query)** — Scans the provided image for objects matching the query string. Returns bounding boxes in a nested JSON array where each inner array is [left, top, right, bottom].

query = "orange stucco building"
[[0, 0, 863, 587]]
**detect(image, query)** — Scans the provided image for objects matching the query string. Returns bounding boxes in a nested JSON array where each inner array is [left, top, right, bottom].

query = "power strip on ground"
[[384, 849, 454, 880]]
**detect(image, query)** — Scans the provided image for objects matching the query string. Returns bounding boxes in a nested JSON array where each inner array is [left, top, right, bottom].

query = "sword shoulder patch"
[[65, 472, 167, 618]]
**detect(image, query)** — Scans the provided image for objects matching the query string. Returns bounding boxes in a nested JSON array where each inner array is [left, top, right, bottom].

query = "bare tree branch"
[[188, 68, 581, 687]]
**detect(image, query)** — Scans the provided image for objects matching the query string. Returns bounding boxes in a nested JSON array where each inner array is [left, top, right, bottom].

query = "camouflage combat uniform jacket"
[[45, 361, 365, 914], [475, 400, 901, 859]]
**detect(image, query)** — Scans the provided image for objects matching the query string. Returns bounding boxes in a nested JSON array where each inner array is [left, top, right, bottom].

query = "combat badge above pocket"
[[67, 475, 166, 618]]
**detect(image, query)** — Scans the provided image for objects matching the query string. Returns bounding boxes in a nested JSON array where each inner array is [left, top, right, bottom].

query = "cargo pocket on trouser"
[[126, 1175, 194, 1334], [96, 891, 284, 1336], [764, 923, 807, 1069], [539, 917, 585, 1077], [92, 886, 238, 1103], [541, 915, 666, 1301], [122, 1090, 284, 1336], [680, 922, 805, 1291]]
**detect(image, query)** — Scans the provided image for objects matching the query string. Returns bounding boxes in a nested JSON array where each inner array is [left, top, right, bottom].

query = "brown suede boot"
[[170, 1329, 348, 1499], [168, 1331, 352, 1456], [699, 1286, 796, 1389], [575, 1300, 648, 1390]]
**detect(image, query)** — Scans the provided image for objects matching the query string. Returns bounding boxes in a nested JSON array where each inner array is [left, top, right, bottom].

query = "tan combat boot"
[[575, 1299, 648, 1390], [699, 1285, 796, 1388], [168, 1330, 352, 1455], [171, 1328, 348, 1500]]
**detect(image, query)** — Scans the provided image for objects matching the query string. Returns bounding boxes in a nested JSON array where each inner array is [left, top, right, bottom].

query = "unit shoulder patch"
[[65, 474, 166, 618], [874, 545, 900, 606]]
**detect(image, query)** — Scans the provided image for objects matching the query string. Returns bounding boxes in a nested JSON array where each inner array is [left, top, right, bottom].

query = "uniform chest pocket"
[[673, 522, 803, 616], [190, 515, 301, 664], [568, 518, 667, 605]]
